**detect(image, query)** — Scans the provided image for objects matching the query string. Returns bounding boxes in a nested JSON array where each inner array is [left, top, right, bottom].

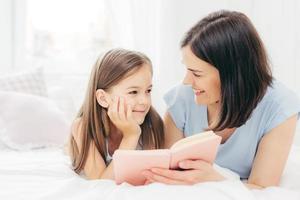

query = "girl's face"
[[107, 64, 152, 125], [181, 46, 221, 105]]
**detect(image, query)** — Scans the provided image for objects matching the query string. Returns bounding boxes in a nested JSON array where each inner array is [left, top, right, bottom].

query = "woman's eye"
[[146, 89, 152, 93], [128, 91, 138, 95], [193, 73, 202, 78]]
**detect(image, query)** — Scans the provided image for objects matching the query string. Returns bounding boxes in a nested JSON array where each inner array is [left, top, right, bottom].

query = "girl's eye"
[[146, 89, 152, 93], [128, 91, 138, 95]]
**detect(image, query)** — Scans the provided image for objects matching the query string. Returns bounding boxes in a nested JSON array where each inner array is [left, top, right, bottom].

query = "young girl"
[[69, 48, 164, 180]]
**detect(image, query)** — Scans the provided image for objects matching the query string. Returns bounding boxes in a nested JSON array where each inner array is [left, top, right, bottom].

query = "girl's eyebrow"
[[126, 84, 152, 89]]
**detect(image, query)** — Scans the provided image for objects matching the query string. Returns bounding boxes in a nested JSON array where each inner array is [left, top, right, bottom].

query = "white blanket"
[[0, 147, 299, 200]]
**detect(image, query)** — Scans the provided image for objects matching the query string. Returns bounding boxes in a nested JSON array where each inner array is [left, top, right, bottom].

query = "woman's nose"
[[183, 72, 192, 85]]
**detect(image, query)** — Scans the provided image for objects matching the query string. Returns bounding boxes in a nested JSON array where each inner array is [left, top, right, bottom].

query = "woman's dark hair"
[[181, 10, 273, 131]]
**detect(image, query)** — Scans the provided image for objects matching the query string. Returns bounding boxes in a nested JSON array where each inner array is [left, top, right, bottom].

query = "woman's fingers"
[[142, 170, 186, 185], [179, 160, 209, 170]]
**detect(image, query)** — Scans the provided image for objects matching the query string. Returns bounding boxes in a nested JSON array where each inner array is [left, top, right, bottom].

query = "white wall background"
[[0, 0, 299, 142], [155, 0, 300, 107], [0, 0, 13, 72], [153, 0, 300, 144]]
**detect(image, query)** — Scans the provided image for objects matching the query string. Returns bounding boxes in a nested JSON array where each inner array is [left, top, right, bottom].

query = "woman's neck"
[[207, 101, 220, 127], [207, 101, 236, 143]]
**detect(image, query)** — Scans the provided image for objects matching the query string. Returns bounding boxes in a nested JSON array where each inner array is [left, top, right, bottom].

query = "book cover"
[[113, 131, 221, 186]]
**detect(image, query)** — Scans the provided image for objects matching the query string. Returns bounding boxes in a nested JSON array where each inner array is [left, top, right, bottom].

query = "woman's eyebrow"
[[187, 68, 203, 73]]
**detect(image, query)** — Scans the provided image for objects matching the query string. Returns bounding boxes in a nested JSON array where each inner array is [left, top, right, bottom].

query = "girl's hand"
[[107, 96, 141, 138], [142, 160, 226, 185]]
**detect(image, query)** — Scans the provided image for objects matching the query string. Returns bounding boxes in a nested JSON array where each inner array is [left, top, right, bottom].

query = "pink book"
[[113, 131, 221, 186]]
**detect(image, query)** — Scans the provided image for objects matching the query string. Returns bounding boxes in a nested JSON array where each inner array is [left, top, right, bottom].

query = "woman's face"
[[181, 46, 221, 105], [107, 64, 152, 125]]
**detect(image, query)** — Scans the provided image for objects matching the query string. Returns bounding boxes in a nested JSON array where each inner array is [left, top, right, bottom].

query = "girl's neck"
[[107, 123, 123, 156], [108, 123, 123, 141]]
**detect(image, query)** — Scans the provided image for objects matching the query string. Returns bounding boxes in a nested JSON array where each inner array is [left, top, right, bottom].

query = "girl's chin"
[[132, 112, 147, 124], [133, 116, 145, 125], [135, 117, 145, 125]]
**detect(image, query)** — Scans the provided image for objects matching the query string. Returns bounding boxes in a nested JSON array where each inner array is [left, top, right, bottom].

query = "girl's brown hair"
[[69, 48, 164, 173]]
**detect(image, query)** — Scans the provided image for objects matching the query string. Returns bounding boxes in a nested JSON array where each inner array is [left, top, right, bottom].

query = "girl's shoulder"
[[71, 117, 84, 146]]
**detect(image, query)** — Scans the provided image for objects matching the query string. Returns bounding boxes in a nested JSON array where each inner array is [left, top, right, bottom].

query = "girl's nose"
[[138, 94, 149, 105]]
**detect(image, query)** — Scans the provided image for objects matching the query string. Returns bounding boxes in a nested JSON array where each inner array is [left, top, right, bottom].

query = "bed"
[[0, 68, 300, 200], [0, 145, 299, 200]]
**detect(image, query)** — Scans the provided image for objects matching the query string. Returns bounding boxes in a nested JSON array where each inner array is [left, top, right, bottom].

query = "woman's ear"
[[96, 89, 110, 108]]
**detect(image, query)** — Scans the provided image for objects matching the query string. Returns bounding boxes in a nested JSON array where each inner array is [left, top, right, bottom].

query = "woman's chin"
[[194, 96, 205, 105]]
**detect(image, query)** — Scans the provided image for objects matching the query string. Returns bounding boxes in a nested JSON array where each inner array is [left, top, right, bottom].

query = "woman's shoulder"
[[255, 80, 300, 133], [163, 84, 195, 106], [262, 80, 300, 105], [163, 84, 206, 134]]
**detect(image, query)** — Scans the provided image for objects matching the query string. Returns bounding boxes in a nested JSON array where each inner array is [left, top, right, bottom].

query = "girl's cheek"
[[123, 97, 135, 107]]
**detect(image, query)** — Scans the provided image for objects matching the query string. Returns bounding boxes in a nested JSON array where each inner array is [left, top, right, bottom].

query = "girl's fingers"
[[118, 97, 126, 121], [126, 103, 133, 120], [109, 96, 119, 120]]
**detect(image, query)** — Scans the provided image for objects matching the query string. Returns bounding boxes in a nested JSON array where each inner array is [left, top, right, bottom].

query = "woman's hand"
[[107, 96, 141, 138], [143, 160, 226, 185]]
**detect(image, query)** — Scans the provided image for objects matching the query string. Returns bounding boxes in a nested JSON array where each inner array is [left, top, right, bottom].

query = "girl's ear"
[[96, 89, 110, 108]]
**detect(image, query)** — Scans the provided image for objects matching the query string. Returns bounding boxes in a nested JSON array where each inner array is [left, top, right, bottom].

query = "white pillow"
[[0, 132, 8, 150], [0, 67, 48, 97], [0, 91, 70, 150], [48, 86, 77, 120]]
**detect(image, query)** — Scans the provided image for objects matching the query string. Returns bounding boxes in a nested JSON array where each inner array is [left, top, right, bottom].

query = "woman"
[[142, 10, 300, 189]]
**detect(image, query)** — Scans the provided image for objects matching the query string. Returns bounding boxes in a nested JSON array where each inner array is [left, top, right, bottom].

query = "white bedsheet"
[[0, 146, 299, 200]]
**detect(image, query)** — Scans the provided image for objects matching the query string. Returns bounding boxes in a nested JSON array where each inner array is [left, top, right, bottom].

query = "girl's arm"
[[247, 114, 297, 188], [72, 118, 141, 180], [163, 112, 184, 148], [71, 119, 105, 179], [99, 134, 140, 180]]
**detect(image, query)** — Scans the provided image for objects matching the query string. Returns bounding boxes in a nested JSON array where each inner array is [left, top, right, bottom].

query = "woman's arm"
[[144, 114, 298, 189], [247, 114, 297, 188], [163, 112, 184, 148]]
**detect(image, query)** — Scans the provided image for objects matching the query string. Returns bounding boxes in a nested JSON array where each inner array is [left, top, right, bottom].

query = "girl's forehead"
[[111, 65, 153, 90]]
